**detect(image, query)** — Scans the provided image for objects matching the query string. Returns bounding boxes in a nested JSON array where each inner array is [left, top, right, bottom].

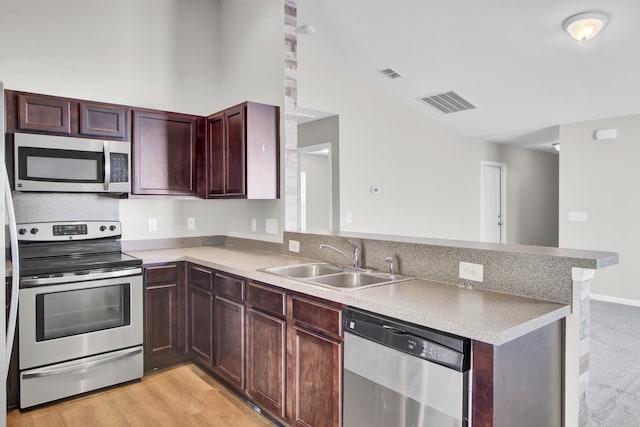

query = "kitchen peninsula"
[[125, 230, 617, 427]]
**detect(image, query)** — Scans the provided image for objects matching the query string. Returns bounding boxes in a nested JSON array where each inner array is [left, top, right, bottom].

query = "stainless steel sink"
[[261, 263, 413, 291], [307, 272, 389, 288], [263, 263, 343, 278]]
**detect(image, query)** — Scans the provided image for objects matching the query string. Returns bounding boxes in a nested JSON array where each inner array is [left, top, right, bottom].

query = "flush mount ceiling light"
[[563, 12, 608, 41]]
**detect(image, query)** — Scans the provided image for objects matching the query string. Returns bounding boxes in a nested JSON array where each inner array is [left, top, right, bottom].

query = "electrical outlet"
[[148, 218, 158, 232], [187, 217, 196, 230], [459, 262, 483, 282], [289, 240, 300, 253], [346, 213, 353, 224], [251, 218, 257, 232]]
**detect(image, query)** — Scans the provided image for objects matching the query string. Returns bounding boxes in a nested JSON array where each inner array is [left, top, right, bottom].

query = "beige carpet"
[[588, 300, 640, 426]]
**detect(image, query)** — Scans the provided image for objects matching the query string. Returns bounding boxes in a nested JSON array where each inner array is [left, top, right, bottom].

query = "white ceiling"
[[297, 0, 640, 153]]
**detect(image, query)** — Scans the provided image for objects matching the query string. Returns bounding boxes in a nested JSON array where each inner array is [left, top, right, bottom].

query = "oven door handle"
[[22, 347, 142, 379], [21, 267, 142, 287]]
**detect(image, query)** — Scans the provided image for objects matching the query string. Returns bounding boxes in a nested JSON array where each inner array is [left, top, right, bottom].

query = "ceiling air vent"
[[419, 91, 477, 114], [378, 67, 403, 80]]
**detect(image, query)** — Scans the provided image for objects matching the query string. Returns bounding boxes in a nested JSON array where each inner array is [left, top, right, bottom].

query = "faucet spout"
[[319, 240, 363, 270]]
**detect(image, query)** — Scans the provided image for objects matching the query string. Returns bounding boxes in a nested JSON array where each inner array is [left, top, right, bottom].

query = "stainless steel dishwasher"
[[343, 308, 471, 427]]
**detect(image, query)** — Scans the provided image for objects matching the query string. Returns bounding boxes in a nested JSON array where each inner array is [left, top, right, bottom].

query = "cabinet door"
[[207, 112, 226, 197], [144, 284, 178, 368], [224, 105, 246, 196], [288, 326, 342, 427], [213, 295, 245, 390], [79, 102, 128, 139], [189, 286, 213, 367], [17, 94, 71, 134], [246, 308, 286, 419], [144, 264, 187, 370], [132, 110, 200, 196]]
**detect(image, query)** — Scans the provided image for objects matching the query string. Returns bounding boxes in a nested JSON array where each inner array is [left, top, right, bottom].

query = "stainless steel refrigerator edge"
[[1, 81, 8, 426]]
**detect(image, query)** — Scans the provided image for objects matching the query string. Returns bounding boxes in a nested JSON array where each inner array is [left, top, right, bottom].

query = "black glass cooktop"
[[19, 252, 142, 277]]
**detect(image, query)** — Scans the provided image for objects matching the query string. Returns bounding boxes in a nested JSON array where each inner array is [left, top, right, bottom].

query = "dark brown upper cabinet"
[[132, 110, 204, 197], [17, 93, 71, 135], [201, 102, 279, 199], [79, 102, 128, 139], [6, 90, 131, 141]]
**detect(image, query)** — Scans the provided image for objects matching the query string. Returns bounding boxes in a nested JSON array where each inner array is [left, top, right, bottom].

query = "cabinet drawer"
[[247, 282, 286, 318], [214, 273, 245, 302], [145, 264, 177, 286], [291, 296, 343, 340], [188, 265, 214, 292]]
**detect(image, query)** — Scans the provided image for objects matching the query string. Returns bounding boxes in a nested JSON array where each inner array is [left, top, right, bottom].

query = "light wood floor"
[[7, 364, 275, 426]]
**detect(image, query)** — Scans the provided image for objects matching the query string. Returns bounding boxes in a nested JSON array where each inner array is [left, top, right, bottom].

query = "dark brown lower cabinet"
[[246, 308, 286, 419], [189, 286, 213, 367], [213, 296, 245, 390], [288, 326, 342, 427], [143, 263, 188, 370]]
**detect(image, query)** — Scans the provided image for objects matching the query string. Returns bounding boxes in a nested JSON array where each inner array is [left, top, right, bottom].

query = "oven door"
[[19, 272, 143, 370]]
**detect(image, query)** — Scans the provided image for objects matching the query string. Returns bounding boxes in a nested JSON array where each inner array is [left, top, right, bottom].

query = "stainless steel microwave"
[[14, 132, 131, 193]]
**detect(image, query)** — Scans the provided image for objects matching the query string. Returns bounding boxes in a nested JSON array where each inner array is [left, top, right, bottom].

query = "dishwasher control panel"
[[344, 307, 470, 372]]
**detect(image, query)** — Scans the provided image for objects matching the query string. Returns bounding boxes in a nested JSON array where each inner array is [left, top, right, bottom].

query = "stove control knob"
[[100, 225, 107, 232], [30, 228, 39, 235], [109, 225, 117, 231], [18, 228, 27, 235]]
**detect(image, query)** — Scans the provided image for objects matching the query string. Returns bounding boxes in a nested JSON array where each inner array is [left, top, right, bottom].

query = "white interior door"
[[481, 162, 506, 243]]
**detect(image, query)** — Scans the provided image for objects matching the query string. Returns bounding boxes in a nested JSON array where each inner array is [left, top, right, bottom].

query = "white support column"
[[567, 268, 595, 427]]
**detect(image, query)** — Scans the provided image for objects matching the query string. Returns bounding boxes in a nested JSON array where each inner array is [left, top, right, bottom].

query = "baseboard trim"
[[591, 293, 640, 307]]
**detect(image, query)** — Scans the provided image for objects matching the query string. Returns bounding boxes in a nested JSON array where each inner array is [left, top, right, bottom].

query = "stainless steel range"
[[17, 221, 143, 409]]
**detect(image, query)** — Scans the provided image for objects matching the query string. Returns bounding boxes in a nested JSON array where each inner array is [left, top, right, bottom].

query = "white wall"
[[560, 114, 640, 301], [495, 144, 559, 247], [298, 115, 340, 229], [300, 153, 331, 231], [0, 0, 219, 114], [298, 50, 559, 243], [0, 0, 286, 242]]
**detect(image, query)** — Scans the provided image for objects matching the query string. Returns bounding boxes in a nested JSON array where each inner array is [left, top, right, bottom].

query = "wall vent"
[[419, 91, 477, 114], [378, 67, 403, 79]]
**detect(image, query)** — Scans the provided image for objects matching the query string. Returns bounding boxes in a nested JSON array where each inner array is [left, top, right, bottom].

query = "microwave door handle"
[[103, 141, 111, 191]]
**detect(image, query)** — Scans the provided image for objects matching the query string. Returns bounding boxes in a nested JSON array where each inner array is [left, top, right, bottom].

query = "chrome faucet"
[[319, 240, 362, 270], [385, 256, 396, 279]]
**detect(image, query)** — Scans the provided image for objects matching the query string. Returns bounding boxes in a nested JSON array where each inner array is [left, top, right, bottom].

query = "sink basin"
[[261, 263, 413, 292], [307, 272, 389, 288], [264, 263, 344, 278]]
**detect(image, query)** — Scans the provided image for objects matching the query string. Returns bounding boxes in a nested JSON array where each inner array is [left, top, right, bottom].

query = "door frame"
[[297, 142, 333, 232], [480, 161, 507, 243]]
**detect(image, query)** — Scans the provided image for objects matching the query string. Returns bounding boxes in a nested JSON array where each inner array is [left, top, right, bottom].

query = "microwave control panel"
[[110, 153, 129, 183]]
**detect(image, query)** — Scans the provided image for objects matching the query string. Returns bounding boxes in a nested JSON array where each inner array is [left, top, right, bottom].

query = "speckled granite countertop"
[[128, 246, 569, 346]]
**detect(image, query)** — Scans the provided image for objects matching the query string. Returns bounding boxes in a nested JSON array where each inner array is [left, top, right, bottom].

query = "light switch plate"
[[251, 218, 257, 232], [459, 261, 483, 282], [148, 218, 158, 232], [187, 217, 196, 230], [265, 218, 278, 235], [568, 211, 587, 222]]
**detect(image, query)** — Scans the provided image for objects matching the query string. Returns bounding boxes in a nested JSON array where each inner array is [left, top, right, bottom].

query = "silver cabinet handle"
[[103, 140, 111, 191], [23, 347, 142, 379]]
